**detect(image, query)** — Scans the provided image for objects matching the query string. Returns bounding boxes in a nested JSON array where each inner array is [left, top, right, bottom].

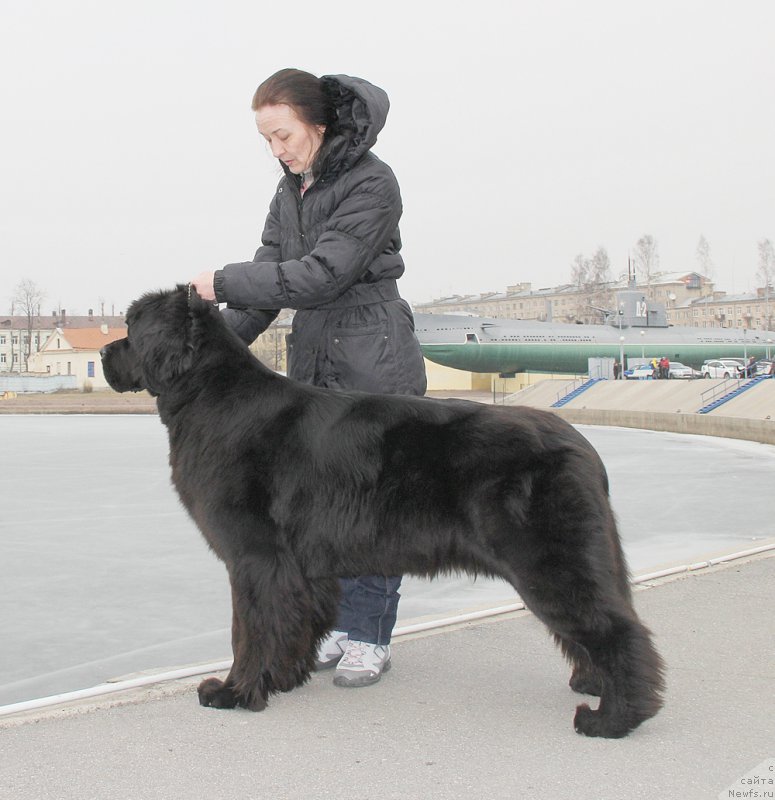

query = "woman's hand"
[[190, 271, 216, 302]]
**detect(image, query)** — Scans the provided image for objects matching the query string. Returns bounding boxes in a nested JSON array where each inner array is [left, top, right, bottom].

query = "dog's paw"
[[197, 677, 238, 709], [573, 703, 628, 739], [197, 677, 269, 712], [238, 688, 268, 712], [569, 667, 603, 697]]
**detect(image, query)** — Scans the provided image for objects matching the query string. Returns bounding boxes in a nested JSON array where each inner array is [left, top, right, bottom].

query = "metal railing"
[[494, 375, 591, 406], [699, 377, 743, 406], [554, 377, 587, 405]]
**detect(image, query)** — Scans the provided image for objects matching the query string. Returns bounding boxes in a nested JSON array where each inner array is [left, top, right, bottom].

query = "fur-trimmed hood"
[[317, 74, 389, 178]]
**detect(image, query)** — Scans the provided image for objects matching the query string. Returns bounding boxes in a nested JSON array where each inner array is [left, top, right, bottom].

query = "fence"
[[0, 375, 78, 393]]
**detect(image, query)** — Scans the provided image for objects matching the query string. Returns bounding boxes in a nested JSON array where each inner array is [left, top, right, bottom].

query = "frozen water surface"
[[1, 415, 773, 705]]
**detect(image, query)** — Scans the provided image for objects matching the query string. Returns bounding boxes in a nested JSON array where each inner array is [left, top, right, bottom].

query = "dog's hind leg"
[[516, 564, 665, 738], [553, 634, 603, 697], [569, 613, 665, 738], [520, 545, 665, 738], [198, 553, 332, 711], [499, 469, 665, 737]]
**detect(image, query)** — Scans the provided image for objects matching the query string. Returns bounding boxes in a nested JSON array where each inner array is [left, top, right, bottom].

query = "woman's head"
[[252, 68, 336, 175]]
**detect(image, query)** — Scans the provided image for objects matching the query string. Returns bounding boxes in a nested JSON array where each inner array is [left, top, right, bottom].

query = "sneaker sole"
[[313, 657, 341, 672], [332, 658, 391, 688]]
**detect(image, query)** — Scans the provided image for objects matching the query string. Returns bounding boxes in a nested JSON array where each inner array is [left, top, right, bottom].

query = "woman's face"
[[256, 104, 325, 174]]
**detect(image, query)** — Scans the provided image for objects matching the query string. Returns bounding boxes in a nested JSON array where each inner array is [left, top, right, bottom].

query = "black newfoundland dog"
[[101, 286, 664, 738]]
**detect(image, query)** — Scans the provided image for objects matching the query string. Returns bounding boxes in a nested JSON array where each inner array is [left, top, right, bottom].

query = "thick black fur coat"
[[101, 286, 665, 738]]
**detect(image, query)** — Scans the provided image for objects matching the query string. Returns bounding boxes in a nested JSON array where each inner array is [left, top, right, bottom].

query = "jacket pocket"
[[328, 323, 392, 393]]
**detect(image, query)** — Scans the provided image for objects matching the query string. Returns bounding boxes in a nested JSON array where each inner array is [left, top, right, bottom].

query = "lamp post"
[[640, 330, 645, 359], [767, 338, 772, 360], [619, 336, 625, 375]]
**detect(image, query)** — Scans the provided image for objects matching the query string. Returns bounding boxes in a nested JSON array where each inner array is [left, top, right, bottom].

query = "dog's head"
[[101, 284, 213, 396]]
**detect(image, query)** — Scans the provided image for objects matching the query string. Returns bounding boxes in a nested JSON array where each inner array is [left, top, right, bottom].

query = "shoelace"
[[340, 643, 369, 667]]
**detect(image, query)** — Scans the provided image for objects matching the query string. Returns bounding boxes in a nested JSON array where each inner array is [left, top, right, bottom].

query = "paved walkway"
[[1, 552, 773, 800]]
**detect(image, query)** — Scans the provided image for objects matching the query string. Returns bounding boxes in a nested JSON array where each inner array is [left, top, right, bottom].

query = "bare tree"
[[569, 247, 613, 322], [12, 279, 46, 371], [587, 246, 613, 312], [695, 235, 714, 278], [570, 253, 591, 320], [589, 246, 612, 284], [757, 238, 774, 330], [633, 234, 659, 292], [569, 253, 586, 286]]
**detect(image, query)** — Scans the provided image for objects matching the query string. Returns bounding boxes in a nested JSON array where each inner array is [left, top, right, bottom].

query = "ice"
[[1, 415, 773, 705]]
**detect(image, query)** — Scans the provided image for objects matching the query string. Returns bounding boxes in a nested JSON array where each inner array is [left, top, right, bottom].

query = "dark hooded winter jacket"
[[214, 74, 427, 396]]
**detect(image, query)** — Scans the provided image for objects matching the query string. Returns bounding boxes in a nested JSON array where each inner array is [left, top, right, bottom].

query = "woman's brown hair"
[[251, 68, 335, 129], [253, 68, 342, 179]]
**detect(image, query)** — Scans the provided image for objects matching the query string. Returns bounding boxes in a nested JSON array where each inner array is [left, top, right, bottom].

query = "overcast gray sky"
[[1, 0, 773, 315]]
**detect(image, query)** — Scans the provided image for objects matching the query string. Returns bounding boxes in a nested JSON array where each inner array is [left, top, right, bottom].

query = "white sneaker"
[[314, 630, 348, 670], [333, 640, 392, 688]]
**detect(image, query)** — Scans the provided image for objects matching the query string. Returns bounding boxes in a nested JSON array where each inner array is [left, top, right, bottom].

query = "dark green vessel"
[[415, 287, 774, 374]]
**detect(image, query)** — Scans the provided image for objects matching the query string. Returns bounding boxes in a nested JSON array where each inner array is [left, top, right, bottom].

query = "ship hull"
[[414, 314, 774, 374]]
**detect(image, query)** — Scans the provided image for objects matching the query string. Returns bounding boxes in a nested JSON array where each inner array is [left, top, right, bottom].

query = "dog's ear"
[[131, 286, 197, 393]]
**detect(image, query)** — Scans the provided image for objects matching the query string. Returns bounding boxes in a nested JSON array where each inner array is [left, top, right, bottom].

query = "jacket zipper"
[[297, 180, 309, 254]]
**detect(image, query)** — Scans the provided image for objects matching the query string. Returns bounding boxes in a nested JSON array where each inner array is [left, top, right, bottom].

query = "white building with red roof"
[[28, 325, 127, 389]]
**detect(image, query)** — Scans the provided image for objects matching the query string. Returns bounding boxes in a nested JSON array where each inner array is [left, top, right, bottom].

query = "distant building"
[[414, 272, 715, 326], [0, 310, 125, 374], [28, 325, 127, 389], [671, 286, 775, 330], [1, 303, 297, 381]]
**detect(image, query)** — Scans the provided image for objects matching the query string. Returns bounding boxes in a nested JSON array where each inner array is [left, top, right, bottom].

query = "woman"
[[191, 68, 426, 689]]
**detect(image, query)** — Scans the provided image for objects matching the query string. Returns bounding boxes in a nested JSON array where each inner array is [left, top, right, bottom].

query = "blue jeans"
[[334, 576, 402, 646]]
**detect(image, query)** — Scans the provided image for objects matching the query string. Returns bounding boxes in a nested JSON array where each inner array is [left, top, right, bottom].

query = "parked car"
[[624, 364, 657, 380], [754, 359, 774, 376], [668, 361, 701, 379], [701, 359, 745, 379]]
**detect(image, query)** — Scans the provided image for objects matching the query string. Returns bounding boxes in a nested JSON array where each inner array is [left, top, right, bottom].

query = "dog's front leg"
[[197, 581, 267, 711], [197, 553, 316, 711]]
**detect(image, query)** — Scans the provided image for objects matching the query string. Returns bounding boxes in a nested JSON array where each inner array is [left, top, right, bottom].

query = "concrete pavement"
[[1, 552, 773, 800]]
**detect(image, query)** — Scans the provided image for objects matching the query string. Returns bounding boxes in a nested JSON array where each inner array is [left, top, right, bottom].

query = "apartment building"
[[671, 287, 774, 330], [414, 272, 714, 325]]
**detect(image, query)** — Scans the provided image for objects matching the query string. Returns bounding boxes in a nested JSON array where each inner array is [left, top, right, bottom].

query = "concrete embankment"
[[509, 377, 775, 444], [0, 390, 157, 414], [553, 407, 775, 444]]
